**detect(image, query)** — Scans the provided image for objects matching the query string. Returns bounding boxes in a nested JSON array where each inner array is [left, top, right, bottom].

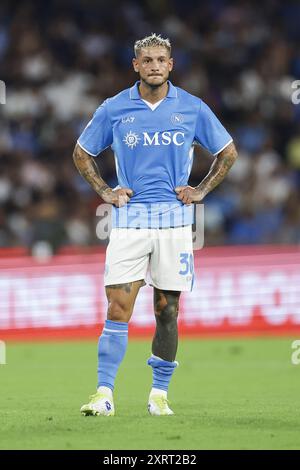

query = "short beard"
[[141, 76, 168, 89]]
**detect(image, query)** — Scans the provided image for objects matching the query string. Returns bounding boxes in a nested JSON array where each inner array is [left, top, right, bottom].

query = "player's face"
[[132, 47, 173, 87]]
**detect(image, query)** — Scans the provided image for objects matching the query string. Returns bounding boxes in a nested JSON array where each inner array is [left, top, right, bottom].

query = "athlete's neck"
[[138, 80, 169, 104]]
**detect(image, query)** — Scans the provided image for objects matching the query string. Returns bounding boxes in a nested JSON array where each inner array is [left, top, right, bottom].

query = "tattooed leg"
[[105, 280, 144, 323], [152, 288, 181, 362]]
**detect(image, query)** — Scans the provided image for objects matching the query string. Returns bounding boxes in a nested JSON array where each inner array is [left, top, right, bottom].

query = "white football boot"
[[80, 387, 115, 416], [148, 391, 174, 416]]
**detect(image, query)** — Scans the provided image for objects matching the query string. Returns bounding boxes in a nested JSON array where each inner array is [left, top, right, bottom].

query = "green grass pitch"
[[0, 336, 300, 450]]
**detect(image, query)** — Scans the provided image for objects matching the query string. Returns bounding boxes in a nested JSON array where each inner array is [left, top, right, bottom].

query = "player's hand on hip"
[[101, 187, 133, 207], [175, 186, 204, 204]]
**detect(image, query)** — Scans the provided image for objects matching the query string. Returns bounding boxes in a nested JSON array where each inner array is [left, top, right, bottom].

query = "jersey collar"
[[129, 80, 178, 100]]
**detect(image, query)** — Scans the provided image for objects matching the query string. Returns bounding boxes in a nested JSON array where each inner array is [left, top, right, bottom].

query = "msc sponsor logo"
[[123, 131, 185, 149], [123, 131, 141, 149]]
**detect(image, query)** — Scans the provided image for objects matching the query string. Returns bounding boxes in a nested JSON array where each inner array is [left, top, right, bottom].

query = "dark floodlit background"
[[1, 0, 300, 253]]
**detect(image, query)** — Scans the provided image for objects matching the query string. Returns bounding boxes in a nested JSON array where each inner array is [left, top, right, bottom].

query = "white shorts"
[[104, 226, 194, 291]]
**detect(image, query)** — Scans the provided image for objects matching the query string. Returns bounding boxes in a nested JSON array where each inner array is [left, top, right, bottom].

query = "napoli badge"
[[171, 113, 184, 125]]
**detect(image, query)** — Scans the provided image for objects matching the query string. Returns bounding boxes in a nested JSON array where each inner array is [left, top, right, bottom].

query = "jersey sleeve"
[[77, 100, 113, 156], [194, 101, 233, 155]]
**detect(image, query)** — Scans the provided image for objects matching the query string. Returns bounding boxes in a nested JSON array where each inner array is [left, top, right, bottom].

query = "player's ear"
[[168, 57, 174, 72], [132, 58, 139, 73]]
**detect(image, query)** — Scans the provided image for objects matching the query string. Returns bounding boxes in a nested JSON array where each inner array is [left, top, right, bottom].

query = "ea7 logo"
[[122, 116, 135, 123], [143, 131, 185, 146]]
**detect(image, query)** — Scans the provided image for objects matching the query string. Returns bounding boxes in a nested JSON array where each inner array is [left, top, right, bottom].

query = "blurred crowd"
[[1, 0, 300, 252]]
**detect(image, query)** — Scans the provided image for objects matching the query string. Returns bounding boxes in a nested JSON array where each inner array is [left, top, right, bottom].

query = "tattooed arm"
[[175, 141, 238, 204], [72, 143, 133, 207]]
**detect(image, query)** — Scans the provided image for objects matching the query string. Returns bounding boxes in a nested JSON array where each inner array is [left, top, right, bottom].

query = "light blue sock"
[[97, 319, 128, 391], [147, 355, 178, 392]]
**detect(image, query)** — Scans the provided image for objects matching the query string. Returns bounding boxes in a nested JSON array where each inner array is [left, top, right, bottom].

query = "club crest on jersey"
[[123, 131, 185, 149], [171, 113, 184, 124], [122, 116, 135, 123]]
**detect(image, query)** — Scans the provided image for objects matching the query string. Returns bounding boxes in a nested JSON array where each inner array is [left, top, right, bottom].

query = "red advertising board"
[[1, 246, 300, 340]]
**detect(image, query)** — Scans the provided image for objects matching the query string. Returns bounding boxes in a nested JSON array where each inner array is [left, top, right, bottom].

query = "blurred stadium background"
[[1, 0, 300, 450], [0, 0, 300, 339]]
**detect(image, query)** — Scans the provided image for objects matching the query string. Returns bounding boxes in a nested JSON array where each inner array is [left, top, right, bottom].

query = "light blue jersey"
[[78, 81, 232, 228]]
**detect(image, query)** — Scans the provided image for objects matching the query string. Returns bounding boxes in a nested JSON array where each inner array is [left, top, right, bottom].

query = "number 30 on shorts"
[[178, 253, 194, 275]]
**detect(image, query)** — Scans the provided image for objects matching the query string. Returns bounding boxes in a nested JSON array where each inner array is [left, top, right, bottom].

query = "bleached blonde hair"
[[134, 33, 171, 57]]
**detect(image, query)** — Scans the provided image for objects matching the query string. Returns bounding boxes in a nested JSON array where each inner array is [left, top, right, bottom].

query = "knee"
[[107, 299, 131, 322]]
